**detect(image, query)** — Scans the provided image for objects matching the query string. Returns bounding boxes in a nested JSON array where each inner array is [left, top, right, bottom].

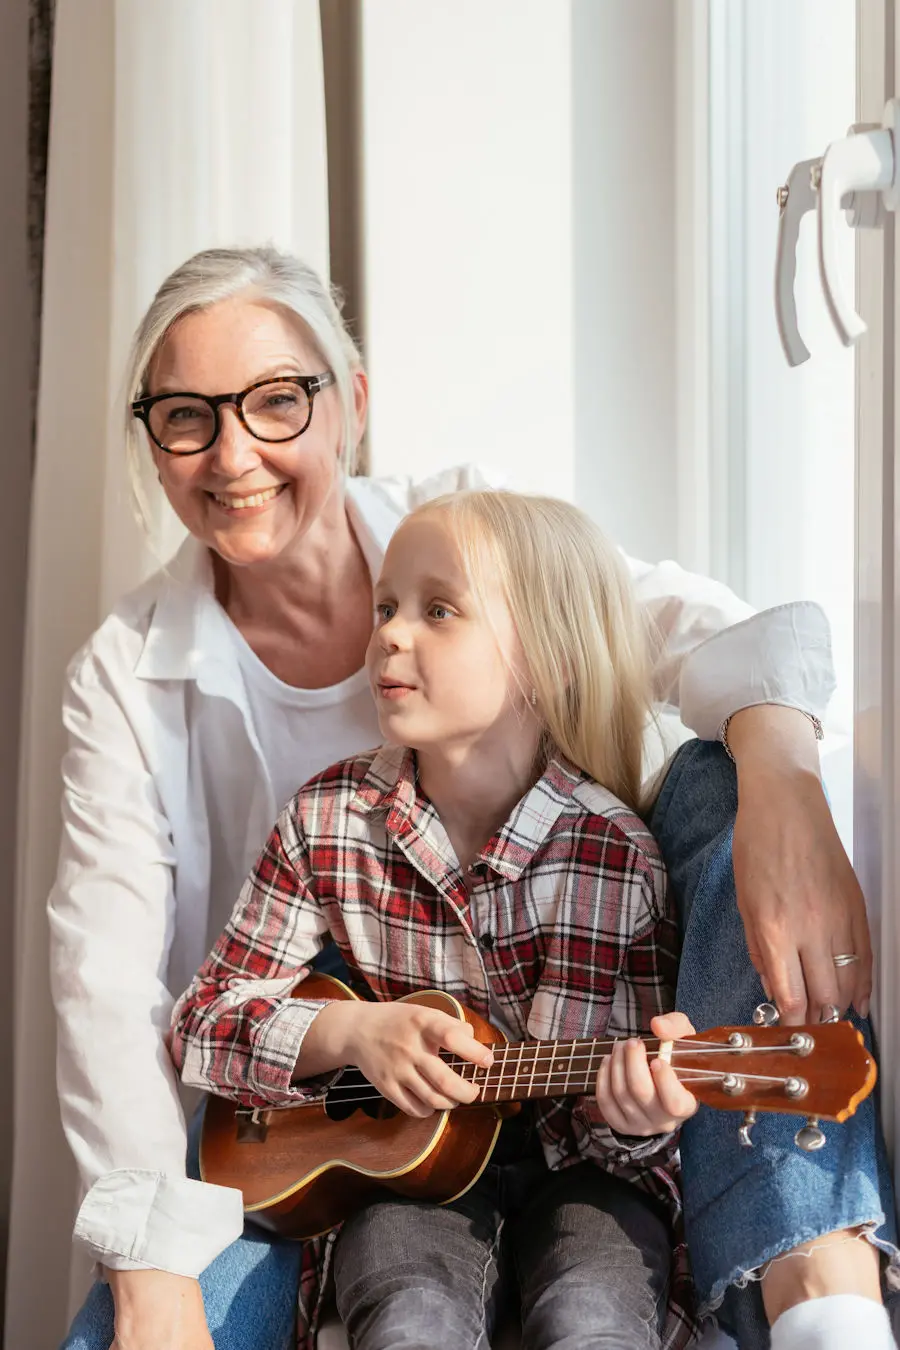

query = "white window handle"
[[817, 103, 898, 346], [774, 158, 820, 366]]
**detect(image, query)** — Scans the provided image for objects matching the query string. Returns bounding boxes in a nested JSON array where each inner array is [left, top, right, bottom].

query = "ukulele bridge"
[[235, 1107, 271, 1144]]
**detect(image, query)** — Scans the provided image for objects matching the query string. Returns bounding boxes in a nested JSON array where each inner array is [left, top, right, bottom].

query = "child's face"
[[367, 514, 530, 754]]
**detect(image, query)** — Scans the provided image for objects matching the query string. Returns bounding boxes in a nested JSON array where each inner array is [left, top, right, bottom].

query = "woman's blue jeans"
[[650, 738, 898, 1347], [61, 738, 898, 1349]]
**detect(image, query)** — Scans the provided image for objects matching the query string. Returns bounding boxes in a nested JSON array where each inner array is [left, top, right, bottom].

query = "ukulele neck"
[[463, 1036, 648, 1102]]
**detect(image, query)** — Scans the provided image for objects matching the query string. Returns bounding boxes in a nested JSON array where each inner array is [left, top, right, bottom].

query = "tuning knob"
[[739, 1111, 758, 1148], [795, 1117, 827, 1152], [753, 1002, 780, 1026]]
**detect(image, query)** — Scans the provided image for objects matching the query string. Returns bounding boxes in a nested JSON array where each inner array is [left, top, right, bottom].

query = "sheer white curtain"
[[6, 2, 329, 1344]]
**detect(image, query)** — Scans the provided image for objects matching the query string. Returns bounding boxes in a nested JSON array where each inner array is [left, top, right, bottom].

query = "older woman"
[[53, 246, 895, 1350]]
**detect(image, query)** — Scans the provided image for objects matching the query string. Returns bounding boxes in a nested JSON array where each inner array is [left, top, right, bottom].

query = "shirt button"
[[479, 932, 495, 952]]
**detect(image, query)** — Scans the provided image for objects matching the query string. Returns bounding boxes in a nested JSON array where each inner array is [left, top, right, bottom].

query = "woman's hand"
[[595, 1013, 698, 1136], [338, 1002, 494, 1117], [107, 1269, 213, 1350], [728, 706, 872, 1024]]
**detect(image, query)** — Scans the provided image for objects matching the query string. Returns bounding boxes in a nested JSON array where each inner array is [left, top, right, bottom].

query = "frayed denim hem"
[[696, 1214, 900, 1320]]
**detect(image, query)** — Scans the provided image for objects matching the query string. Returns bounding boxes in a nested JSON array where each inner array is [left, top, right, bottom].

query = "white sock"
[[770, 1294, 896, 1349]]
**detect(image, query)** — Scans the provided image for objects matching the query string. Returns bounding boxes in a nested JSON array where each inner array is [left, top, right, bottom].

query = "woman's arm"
[[625, 555, 867, 1022], [726, 704, 871, 1023], [49, 648, 244, 1278]]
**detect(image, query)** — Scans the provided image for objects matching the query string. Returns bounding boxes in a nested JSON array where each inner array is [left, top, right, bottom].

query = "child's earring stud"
[[530, 688, 537, 707]]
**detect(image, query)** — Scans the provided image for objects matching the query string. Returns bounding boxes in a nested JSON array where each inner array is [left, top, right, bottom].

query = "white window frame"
[[856, 0, 899, 1171]]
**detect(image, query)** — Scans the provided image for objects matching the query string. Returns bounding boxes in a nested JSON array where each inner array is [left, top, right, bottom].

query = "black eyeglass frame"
[[130, 371, 336, 455]]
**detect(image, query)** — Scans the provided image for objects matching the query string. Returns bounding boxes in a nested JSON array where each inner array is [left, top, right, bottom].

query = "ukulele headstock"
[[674, 1021, 876, 1151]]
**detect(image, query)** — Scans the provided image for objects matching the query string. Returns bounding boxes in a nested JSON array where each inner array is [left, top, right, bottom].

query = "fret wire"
[[563, 1039, 574, 1096], [527, 1032, 541, 1099], [545, 1037, 557, 1096], [480, 1039, 507, 1100], [511, 1038, 526, 1102], [496, 1041, 516, 1097]]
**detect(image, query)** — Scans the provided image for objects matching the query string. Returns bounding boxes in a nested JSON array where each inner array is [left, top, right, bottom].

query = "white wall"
[[360, 0, 575, 500], [360, 1, 681, 564], [571, 0, 679, 561]]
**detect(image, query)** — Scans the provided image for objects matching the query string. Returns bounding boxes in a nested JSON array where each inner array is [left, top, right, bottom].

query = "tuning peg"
[[795, 1117, 827, 1152], [738, 1111, 757, 1148], [753, 1002, 780, 1026]]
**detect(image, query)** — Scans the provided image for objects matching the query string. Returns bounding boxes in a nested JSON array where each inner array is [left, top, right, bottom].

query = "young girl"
[[170, 489, 700, 1350]]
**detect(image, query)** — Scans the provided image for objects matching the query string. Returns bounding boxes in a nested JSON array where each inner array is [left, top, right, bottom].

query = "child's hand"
[[595, 1012, 699, 1136], [344, 1002, 494, 1118]]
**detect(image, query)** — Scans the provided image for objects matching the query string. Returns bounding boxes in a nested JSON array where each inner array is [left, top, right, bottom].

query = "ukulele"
[[199, 971, 877, 1240]]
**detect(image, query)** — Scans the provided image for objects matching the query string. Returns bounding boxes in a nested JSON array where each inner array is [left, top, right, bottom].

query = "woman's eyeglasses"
[[131, 372, 335, 455]]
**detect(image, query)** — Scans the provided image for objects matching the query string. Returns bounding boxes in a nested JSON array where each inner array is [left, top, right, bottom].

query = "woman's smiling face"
[[145, 295, 366, 569]]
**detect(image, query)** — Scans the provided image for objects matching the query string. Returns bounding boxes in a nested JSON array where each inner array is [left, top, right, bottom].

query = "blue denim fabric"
[[59, 1104, 301, 1350], [650, 738, 899, 1348]]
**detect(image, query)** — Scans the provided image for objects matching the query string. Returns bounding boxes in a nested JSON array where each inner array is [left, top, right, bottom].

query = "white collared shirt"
[[48, 466, 835, 1277]]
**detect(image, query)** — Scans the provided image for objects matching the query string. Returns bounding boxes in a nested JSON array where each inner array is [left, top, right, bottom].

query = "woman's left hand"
[[728, 706, 873, 1025]]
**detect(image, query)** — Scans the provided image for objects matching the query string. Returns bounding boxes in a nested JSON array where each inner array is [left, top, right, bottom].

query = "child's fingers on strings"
[[414, 1052, 480, 1107], [608, 1039, 659, 1132], [383, 1074, 448, 1119], [596, 1048, 651, 1135], [596, 1056, 632, 1134], [648, 1055, 699, 1123], [422, 1011, 495, 1069]]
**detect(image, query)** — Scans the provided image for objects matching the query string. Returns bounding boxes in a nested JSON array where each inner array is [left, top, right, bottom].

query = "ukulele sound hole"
[[325, 1067, 398, 1122]]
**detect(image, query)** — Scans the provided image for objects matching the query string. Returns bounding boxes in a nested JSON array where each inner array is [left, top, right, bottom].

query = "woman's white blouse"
[[48, 466, 836, 1278]]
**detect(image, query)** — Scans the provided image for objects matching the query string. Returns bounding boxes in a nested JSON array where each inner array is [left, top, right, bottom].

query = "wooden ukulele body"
[[200, 974, 512, 1239]]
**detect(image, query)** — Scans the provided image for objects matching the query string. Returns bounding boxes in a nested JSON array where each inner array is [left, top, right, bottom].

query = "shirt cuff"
[[73, 1170, 244, 1277], [606, 1127, 678, 1164], [678, 601, 837, 742], [247, 999, 341, 1105]]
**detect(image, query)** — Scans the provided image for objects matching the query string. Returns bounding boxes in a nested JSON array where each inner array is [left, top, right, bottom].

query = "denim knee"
[[523, 1285, 663, 1350], [338, 1277, 491, 1350]]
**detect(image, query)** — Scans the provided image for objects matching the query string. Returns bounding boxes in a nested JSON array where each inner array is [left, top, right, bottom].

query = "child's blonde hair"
[[413, 490, 654, 814]]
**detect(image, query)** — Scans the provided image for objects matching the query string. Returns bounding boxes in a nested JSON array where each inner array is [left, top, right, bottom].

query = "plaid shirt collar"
[[349, 743, 585, 886]]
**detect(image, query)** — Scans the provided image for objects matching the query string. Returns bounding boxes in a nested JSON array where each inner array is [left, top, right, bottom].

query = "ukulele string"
[[448, 1043, 808, 1081]]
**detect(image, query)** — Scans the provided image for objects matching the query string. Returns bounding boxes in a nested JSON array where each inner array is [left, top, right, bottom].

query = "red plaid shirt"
[[170, 745, 698, 1348]]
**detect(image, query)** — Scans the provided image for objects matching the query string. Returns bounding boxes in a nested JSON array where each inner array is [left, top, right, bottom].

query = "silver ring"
[[832, 952, 860, 968]]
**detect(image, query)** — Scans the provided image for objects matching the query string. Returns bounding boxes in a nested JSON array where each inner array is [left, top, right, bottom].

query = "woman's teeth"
[[212, 486, 282, 510]]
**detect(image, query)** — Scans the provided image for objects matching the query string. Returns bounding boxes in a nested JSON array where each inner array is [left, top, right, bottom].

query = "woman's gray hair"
[[124, 244, 363, 530]]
